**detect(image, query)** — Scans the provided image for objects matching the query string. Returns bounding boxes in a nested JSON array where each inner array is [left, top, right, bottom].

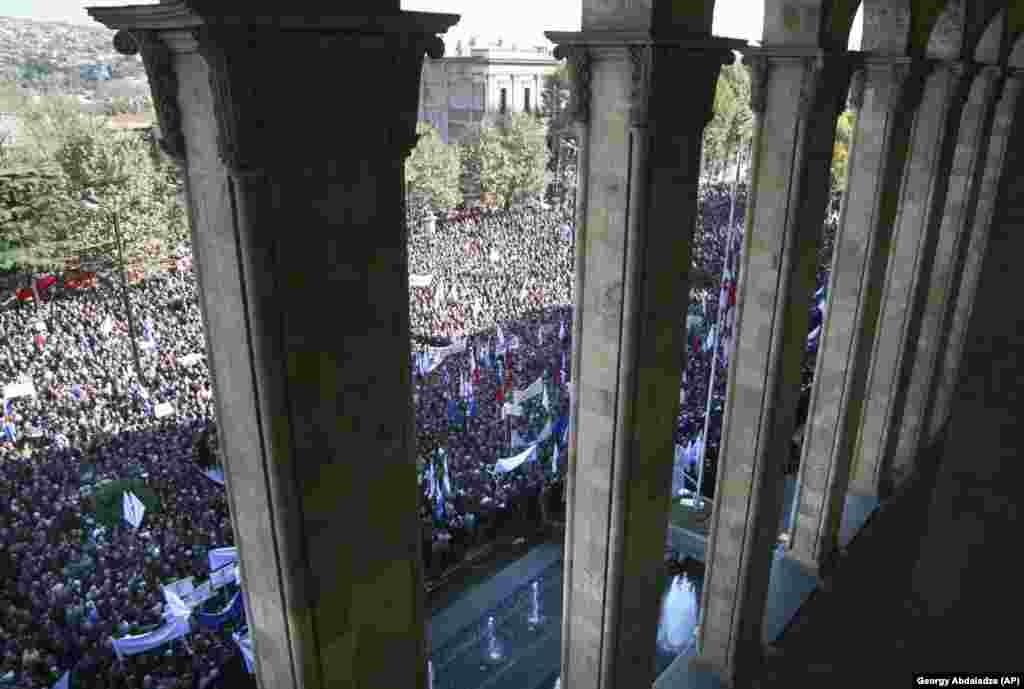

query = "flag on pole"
[[560, 351, 568, 386], [559, 320, 566, 341], [441, 450, 452, 496], [538, 324, 544, 345], [551, 436, 559, 475], [123, 491, 146, 529], [51, 671, 70, 689]]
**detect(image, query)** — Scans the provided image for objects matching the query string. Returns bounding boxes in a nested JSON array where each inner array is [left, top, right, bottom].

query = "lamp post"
[[80, 190, 147, 390]]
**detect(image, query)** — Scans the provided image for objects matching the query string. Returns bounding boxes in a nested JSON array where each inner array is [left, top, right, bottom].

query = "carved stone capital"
[[555, 45, 591, 125], [847, 68, 866, 111], [628, 44, 651, 127], [744, 54, 772, 115], [113, 30, 185, 162], [193, 27, 443, 172]]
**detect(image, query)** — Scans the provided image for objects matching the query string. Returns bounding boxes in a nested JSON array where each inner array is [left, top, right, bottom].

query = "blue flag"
[[468, 398, 477, 418], [446, 398, 457, 425]]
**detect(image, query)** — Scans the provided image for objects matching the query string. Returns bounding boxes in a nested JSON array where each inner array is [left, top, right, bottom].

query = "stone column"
[[545, 30, 738, 689], [90, 7, 457, 689], [786, 56, 931, 576], [892, 65, 1006, 468], [692, 49, 852, 687], [852, 60, 976, 499], [925, 70, 1024, 440]]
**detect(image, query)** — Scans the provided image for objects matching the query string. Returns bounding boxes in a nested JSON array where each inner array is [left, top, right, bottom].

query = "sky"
[[2, 1, 862, 52]]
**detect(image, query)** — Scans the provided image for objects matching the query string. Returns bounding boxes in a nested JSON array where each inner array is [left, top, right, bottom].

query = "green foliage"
[[0, 93, 187, 277], [832, 110, 856, 192], [405, 122, 462, 212], [90, 478, 160, 529], [541, 62, 572, 137], [0, 164, 77, 271], [469, 113, 547, 209], [702, 62, 754, 183]]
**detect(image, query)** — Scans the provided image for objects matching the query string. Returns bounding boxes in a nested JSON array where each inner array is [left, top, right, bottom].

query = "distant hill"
[[0, 15, 145, 95]]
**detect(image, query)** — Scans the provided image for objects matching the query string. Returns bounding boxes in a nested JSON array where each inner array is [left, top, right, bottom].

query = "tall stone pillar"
[[892, 65, 1007, 468], [925, 70, 1024, 441], [544, 29, 739, 689], [692, 49, 852, 686], [786, 56, 931, 575], [89, 6, 458, 689], [852, 61, 976, 499]]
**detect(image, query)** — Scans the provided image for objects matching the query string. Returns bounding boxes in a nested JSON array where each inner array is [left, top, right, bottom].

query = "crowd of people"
[[0, 260, 239, 689], [0, 184, 839, 688]]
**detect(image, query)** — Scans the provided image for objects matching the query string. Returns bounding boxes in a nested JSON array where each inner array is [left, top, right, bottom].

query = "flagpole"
[[695, 218, 735, 511]]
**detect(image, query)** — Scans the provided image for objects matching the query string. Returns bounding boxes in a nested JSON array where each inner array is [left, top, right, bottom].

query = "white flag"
[[123, 491, 145, 529], [495, 444, 538, 473], [551, 438, 559, 475], [163, 588, 192, 618], [233, 629, 255, 674], [515, 376, 544, 405]]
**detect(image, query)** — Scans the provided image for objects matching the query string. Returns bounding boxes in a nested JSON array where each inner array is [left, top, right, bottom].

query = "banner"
[[514, 376, 544, 405], [195, 590, 244, 631], [421, 338, 467, 374], [409, 274, 433, 288], [208, 547, 238, 572], [3, 381, 36, 400], [163, 577, 195, 602], [111, 613, 192, 660], [153, 402, 175, 418], [209, 563, 238, 589], [501, 401, 524, 419], [494, 444, 537, 473], [233, 628, 255, 674], [178, 353, 203, 367]]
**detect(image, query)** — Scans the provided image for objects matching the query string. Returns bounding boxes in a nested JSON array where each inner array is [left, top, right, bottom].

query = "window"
[[525, 88, 531, 113], [500, 88, 507, 114]]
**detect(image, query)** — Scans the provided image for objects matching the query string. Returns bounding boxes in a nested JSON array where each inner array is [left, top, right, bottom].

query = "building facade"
[[86, 1, 1024, 688], [418, 46, 559, 144]]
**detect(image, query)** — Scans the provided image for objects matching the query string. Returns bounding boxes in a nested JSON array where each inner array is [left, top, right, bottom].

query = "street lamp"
[[80, 190, 147, 390]]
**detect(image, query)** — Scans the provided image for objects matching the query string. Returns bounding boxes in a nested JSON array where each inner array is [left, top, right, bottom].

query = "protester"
[[0, 184, 836, 688]]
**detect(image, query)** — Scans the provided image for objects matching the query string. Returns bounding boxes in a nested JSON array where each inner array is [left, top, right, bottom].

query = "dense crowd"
[[0, 186, 838, 688], [0, 262, 239, 689]]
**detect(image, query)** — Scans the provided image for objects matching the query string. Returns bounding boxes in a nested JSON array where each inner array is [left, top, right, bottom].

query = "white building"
[[418, 46, 560, 144]]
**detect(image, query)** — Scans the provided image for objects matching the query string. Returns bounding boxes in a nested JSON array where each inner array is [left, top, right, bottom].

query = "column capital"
[[743, 48, 854, 118], [848, 67, 867, 111], [190, 25, 446, 172], [90, 5, 459, 173], [546, 31, 742, 127], [112, 30, 185, 162]]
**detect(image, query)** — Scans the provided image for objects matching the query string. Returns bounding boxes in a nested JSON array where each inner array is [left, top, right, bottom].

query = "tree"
[[702, 62, 754, 184], [471, 113, 546, 209], [832, 110, 856, 192], [405, 121, 462, 213], [1, 92, 187, 282]]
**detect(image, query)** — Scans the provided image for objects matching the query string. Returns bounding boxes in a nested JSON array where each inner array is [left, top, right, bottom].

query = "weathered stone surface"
[[925, 73, 1024, 441], [696, 49, 852, 687], [853, 61, 974, 500], [788, 58, 929, 575]]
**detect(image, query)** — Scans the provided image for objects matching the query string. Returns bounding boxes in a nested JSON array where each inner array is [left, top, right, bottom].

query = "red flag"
[[496, 385, 504, 404]]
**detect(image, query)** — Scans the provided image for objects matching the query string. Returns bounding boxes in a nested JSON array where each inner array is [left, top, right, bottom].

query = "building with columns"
[[85, 0, 1024, 687], [418, 45, 560, 144]]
